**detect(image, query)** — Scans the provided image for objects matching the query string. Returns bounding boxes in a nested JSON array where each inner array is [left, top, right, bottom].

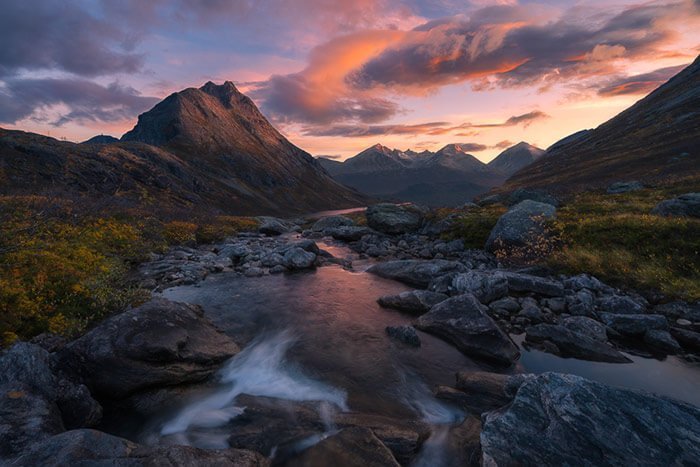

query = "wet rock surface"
[[54, 298, 239, 399], [377, 290, 448, 315], [481, 373, 700, 466]]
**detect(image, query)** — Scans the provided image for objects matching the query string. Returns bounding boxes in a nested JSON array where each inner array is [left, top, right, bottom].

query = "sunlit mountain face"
[[1, 0, 698, 162]]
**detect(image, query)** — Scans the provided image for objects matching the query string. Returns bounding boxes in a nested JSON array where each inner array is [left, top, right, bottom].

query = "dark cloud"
[[596, 64, 688, 96], [0, 79, 158, 126], [453, 142, 489, 152], [349, 1, 698, 92], [0, 0, 144, 77], [468, 111, 550, 129], [493, 140, 515, 150]]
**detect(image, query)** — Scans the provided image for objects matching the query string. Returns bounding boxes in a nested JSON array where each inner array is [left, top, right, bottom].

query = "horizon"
[[1, 0, 699, 162]]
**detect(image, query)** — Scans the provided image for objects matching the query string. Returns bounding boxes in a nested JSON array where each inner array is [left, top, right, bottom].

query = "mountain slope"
[[0, 82, 365, 215], [487, 142, 545, 177], [499, 56, 700, 193]]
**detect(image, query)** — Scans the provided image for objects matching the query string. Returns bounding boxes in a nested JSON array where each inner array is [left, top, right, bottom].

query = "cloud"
[[493, 140, 514, 149], [0, 79, 158, 126], [301, 110, 547, 137], [0, 0, 145, 77], [453, 142, 489, 152], [347, 1, 699, 93], [596, 64, 688, 96]]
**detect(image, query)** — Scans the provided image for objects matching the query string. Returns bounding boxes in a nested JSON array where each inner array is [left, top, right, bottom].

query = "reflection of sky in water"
[[515, 334, 700, 406]]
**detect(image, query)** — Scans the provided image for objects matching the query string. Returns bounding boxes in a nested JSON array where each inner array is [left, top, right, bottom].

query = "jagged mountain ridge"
[[0, 82, 366, 215], [499, 55, 700, 193], [319, 141, 543, 206]]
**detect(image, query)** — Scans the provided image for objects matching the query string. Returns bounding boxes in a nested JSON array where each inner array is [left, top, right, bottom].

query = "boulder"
[[377, 290, 448, 315], [488, 297, 520, 314], [0, 383, 64, 459], [0, 342, 101, 428], [560, 316, 608, 342], [600, 313, 667, 336], [385, 325, 421, 347], [257, 216, 292, 235], [415, 294, 520, 365], [11, 429, 269, 466], [596, 294, 647, 314], [481, 373, 700, 466], [507, 188, 560, 207], [499, 271, 565, 297], [284, 247, 317, 270], [287, 427, 400, 467], [563, 274, 609, 293], [451, 271, 509, 303], [452, 371, 512, 414], [326, 226, 375, 241], [54, 298, 239, 399], [643, 329, 682, 354], [653, 301, 700, 322], [485, 200, 556, 253], [652, 193, 700, 218], [366, 204, 424, 235], [566, 290, 596, 317], [525, 324, 631, 363], [606, 181, 643, 194], [670, 327, 700, 352], [367, 260, 466, 288], [311, 215, 354, 231]]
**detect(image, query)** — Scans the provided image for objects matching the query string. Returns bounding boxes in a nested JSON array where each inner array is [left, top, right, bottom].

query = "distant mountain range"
[[319, 141, 544, 206], [0, 82, 365, 215], [499, 55, 700, 193]]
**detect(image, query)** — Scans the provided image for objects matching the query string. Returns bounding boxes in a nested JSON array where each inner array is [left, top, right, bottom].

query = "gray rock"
[[10, 428, 269, 466], [561, 316, 608, 342], [0, 383, 64, 458], [652, 193, 700, 218], [597, 295, 647, 314], [500, 271, 565, 297], [260, 252, 284, 267], [257, 216, 291, 235], [29, 333, 67, 353], [415, 294, 520, 365], [377, 290, 448, 315], [507, 188, 560, 207], [563, 274, 608, 292], [566, 290, 596, 317], [606, 181, 643, 194], [269, 264, 287, 274], [284, 247, 317, 270], [366, 203, 424, 235], [541, 297, 566, 313], [367, 260, 466, 288], [671, 327, 700, 351], [0, 342, 101, 428], [452, 371, 512, 414], [481, 372, 700, 466], [644, 329, 682, 354], [488, 297, 520, 314], [451, 271, 509, 303], [385, 326, 421, 347], [477, 194, 502, 206], [312, 215, 354, 231], [54, 298, 239, 399], [525, 324, 631, 363], [244, 267, 265, 277], [519, 305, 544, 323], [653, 301, 700, 322], [287, 427, 400, 467], [326, 226, 375, 241], [600, 313, 667, 336], [485, 200, 556, 253]]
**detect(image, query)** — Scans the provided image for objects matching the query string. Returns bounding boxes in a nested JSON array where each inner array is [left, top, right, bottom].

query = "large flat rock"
[[367, 260, 466, 288]]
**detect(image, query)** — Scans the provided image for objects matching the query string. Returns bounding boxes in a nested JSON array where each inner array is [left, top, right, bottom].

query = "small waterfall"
[[160, 331, 348, 437]]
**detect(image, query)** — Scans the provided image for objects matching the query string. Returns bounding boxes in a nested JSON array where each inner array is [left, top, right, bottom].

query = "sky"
[[0, 0, 698, 162]]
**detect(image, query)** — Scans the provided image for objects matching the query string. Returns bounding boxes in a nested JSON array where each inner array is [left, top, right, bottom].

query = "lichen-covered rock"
[[481, 373, 700, 466], [485, 200, 556, 253], [451, 271, 509, 303]]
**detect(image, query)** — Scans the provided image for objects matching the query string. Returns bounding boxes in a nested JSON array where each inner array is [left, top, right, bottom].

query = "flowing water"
[[116, 239, 700, 463]]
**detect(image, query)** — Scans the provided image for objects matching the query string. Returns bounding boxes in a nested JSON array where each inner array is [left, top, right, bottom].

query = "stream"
[[110, 239, 700, 464]]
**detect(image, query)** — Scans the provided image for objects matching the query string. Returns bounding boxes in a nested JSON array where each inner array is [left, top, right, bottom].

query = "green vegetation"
[[448, 186, 700, 300], [0, 196, 258, 346]]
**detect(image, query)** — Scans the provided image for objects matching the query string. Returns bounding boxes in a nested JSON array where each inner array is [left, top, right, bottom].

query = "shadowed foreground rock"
[[481, 373, 700, 466], [286, 427, 400, 467], [415, 294, 520, 365], [525, 324, 632, 363], [9, 429, 268, 466], [367, 259, 466, 288], [377, 290, 448, 314], [54, 298, 239, 399]]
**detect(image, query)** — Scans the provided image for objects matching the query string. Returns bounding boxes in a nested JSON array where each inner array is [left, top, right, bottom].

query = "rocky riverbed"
[[2, 202, 700, 466]]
